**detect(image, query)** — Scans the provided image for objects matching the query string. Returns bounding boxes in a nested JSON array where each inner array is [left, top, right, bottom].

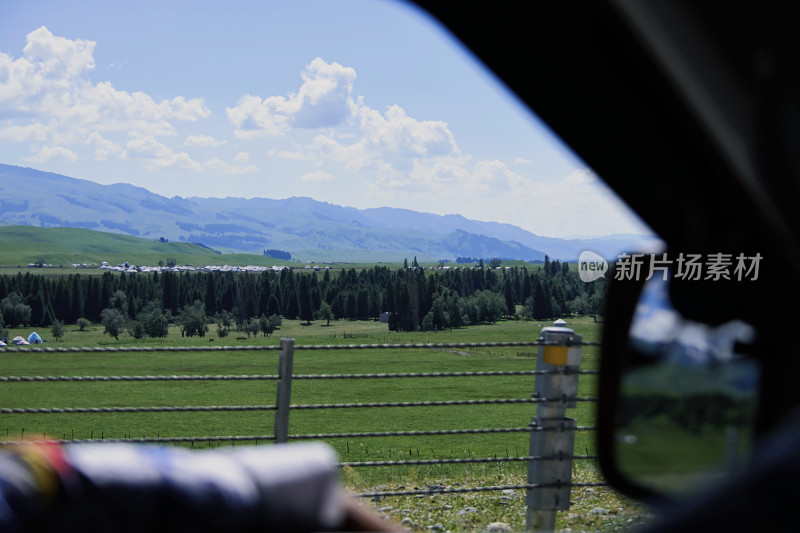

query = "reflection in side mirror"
[[613, 276, 760, 499]]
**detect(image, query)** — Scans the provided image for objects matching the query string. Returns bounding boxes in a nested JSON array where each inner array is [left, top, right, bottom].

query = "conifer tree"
[[205, 273, 218, 317], [503, 277, 515, 316], [267, 294, 281, 317], [299, 275, 314, 324]]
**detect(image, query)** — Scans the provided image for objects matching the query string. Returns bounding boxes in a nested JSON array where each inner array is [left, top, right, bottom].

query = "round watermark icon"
[[578, 250, 608, 282]]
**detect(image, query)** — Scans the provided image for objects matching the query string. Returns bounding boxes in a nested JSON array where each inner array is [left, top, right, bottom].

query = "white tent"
[[0, 340, 6, 346], [11, 336, 29, 345]]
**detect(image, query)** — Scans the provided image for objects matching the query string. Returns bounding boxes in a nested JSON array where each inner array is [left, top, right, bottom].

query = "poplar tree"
[[317, 301, 334, 326]]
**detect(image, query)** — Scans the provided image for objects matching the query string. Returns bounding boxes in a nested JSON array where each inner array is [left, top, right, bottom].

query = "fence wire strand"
[[0, 405, 277, 414], [0, 339, 600, 354], [355, 482, 609, 499], [340, 454, 599, 468], [0, 425, 598, 446], [1, 435, 276, 445], [0, 398, 598, 415], [0, 369, 598, 382], [289, 427, 532, 440]]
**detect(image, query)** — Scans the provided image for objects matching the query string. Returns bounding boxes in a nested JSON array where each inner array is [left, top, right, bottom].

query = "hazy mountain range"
[[0, 163, 658, 262]]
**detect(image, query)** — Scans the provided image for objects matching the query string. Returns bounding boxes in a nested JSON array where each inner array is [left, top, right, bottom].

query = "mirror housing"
[[597, 257, 762, 503], [597, 260, 654, 500]]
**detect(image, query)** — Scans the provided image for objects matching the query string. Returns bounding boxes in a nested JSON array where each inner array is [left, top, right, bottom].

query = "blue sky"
[[0, 0, 650, 238]]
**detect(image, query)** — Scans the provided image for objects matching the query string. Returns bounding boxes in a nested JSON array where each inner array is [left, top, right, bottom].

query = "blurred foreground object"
[[0, 441, 396, 532]]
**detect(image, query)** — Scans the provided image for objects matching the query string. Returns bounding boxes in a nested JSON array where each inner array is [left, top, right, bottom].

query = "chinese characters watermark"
[[613, 252, 762, 282], [578, 251, 763, 282]]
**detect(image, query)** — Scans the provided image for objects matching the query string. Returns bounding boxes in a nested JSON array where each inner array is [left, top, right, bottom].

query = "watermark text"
[[614, 252, 762, 282]]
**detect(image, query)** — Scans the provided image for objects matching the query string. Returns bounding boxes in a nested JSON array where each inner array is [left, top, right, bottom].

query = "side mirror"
[[597, 264, 761, 502]]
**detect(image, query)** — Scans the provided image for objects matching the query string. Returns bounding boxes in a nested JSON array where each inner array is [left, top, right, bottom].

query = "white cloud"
[[309, 133, 371, 171], [468, 160, 526, 192], [292, 58, 357, 128], [355, 164, 649, 238], [25, 145, 79, 162], [514, 157, 531, 165], [86, 132, 122, 160], [563, 168, 597, 186], [123, 135, 203, 171], [364, 153, 468, 198], [0, 123, 51, 142], [70, 82, 209, 133], [361, 157, 520, 200], [227, 58, 464, 197], [267, 148, 313, 160], [22, 26, 96, 80], [184, 134, 226, 147], [0, 121, 94, 147], [301, 170, 334, 182], [358, 104, 458, 158], [307, 103, 460, 180], [1, 28, 210, 129], [0, 26, 211, 168], [226, 94, 290, 138], [204, 156, 258, 175], [0, 26, 95, 106], [233, 151, 250, 163], [630, 307, 681, 344], [227, 57, 356, 138], [495, 169, 650, 237]]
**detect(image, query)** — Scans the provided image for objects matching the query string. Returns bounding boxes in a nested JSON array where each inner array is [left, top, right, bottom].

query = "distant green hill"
[[0, 163, 660, 261], [0, 226, 278, 267]]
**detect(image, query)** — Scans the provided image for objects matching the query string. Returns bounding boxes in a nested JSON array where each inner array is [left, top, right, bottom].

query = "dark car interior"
[[415, 0, 800, 527]]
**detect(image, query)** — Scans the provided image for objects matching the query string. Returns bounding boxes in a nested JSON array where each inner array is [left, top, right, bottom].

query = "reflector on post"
[[543, 345, 568, 365]]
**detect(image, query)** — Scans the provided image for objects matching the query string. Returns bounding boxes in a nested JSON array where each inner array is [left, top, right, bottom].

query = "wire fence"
[[0, 334, 601, 528]]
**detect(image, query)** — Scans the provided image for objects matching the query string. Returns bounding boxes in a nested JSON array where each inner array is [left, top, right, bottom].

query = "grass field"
[[0, 225, 572, 274], [0, 317, 650, 531]]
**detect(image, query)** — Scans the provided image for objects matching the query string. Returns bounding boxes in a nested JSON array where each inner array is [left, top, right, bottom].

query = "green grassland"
[[0, 225, 291, 268], [0, 226, 567, 274], [0, 317, 649, 531], [0, 318, 599, 457]]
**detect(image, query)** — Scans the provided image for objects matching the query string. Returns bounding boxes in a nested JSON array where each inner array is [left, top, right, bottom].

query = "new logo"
[[578, 250, 608, 282]]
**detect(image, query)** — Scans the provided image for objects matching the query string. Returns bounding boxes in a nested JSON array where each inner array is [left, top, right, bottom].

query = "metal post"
[[527, 325, 582, 532], [274, 338, 295, 444]]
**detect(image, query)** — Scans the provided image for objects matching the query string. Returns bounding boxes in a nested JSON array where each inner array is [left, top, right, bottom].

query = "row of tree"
[[619, 393, 757, 434], [91, 292, 284, 341], [0, 257, 606, 337]]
